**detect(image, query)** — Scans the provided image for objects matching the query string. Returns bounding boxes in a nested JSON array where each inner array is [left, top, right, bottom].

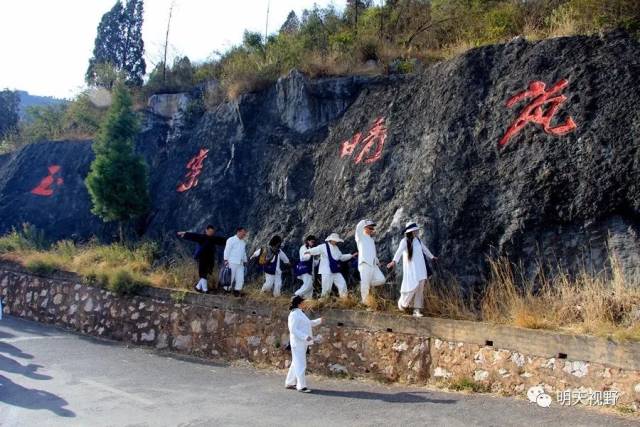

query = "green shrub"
[[106, 269, 146, 295], [24, 257, 59, 275], [0, 229, 26, 253], [449, 377, 492, 393], [0, 224, 47, 253]]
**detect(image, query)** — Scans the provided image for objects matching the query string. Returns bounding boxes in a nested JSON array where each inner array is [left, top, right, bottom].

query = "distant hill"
[[17, 91, 67, 119]]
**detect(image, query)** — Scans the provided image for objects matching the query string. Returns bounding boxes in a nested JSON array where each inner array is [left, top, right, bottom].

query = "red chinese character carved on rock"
[[31, 165, 64, 197], [340, 117, 387, 164], [499, 79, 577, 148], [177, 148, 209, 193]]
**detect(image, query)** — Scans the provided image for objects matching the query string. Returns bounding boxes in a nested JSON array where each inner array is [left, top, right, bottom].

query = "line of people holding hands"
[[177, 219, 438, 318]]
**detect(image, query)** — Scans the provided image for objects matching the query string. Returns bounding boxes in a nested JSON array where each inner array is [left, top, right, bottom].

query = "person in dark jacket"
[[177, 225, 226, 293]]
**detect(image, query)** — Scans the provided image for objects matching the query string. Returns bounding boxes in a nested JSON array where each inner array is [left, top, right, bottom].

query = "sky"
[[0, 0, 342, 99]]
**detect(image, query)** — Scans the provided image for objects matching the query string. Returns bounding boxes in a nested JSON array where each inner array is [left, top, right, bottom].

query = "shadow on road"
[[0, 375, 75, 417], [0, 341, 35, 359], [0, 330, 15, 340], [0, 353, 52, 380], [311, 389, 457, 404]]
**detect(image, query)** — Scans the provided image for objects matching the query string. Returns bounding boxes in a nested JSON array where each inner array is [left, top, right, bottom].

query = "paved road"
[[0, 316, 636, 427]]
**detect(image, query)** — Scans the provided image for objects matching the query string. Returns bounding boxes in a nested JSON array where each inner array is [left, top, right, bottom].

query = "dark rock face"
[[1, 32, 639, 284], [0, 140, 103, 241]]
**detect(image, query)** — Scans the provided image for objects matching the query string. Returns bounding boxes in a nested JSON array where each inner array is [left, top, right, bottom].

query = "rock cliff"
[[1, 31, 639, 284]]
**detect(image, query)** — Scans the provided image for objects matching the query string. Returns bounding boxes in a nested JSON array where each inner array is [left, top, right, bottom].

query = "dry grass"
[[2, 228, 639, 341], [480, 256, 640, 341]]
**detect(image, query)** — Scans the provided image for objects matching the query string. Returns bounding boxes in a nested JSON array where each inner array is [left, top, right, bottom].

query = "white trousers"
[[358, 264, 385, 304], [261, 272, 283, 296], [295, 274, 314, 299], [320, 273, 347, 298], [229, 263, 245, 291], [285, 344, 308, 390], [398, 279, 425, 310], [195, 278, 208, 292]]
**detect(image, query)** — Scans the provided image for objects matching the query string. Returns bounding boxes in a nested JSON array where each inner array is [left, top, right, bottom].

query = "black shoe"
[[298, 388, 312, 393], [233, 290, 241, 297], [194, 285, 203, 294], [285, 385, 296, 390]]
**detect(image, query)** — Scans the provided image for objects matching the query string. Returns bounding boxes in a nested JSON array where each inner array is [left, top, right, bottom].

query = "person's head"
[[205, 225, 215, 236], [236, 227, 247, 239], [269, 235, 282, 249], [304, 235, 317, 248], [363, 219, 377, 237], [289, 295, 305, 311], [404, 222, 421, 260], [325, 233, 343, 246]]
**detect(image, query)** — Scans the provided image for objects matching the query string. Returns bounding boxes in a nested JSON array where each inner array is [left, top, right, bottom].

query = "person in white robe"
[[295, 235, 319, 299], [355, 219, 386, 306], [387, 222, 438, 317], [250, 235, 290, 297], [285, 295, 322, 393], [223, 227, 248, 296], [304, 233, 357, 299]]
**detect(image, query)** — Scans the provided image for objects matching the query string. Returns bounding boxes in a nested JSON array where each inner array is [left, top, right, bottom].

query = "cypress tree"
[[86, 0, 146, 87], [85, 84, 150, 242]]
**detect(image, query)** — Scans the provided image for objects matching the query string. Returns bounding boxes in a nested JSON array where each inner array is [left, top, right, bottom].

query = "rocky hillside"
[[1, 31, 639, 285]]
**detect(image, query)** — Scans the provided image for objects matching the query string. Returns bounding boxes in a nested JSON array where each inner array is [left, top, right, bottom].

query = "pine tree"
[[85, 84, 150, 242], [86, 0, 146, 87], [0, 90, 20, 138], [280, 11, 300, 34]]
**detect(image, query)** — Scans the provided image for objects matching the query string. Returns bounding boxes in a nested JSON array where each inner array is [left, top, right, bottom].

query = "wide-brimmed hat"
[[325, 233, 344, 243], [404, 222, 421, 234]]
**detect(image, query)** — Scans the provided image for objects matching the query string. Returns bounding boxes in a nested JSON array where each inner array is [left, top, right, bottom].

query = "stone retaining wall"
[[1, 262, 639, 410]]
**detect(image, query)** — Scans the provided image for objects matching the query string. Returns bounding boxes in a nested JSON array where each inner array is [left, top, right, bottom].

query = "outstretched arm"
[[305, 246, 322, 256], [180, 232, 205, 244], [388, 238, 407, 268], [421, 241, 436, 260], [355, 220, 366, 243], [250, 248, 261, 260], [339, 252, 354, 261]]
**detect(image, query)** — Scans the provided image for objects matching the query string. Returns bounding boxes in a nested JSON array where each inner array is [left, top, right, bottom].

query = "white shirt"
[[224, 235, 247, 264], [305, 242, 353, 275], [288, 308, 321, 348], [251, 248, 290, 274], [355, 220, 378, 267], [392, 237, 435, 293], [299, 244, 320, 271]]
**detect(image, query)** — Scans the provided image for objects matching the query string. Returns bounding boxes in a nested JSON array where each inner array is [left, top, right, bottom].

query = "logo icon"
[[528, 385, 552, 408]]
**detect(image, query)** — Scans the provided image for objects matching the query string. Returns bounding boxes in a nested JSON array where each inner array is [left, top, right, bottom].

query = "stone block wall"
[[0, 266, 429, 384], [1, 262, 639, 410]]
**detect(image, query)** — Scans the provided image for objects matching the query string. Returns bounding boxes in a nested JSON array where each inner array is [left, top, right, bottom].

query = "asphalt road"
[[0, 316, 636, 427]]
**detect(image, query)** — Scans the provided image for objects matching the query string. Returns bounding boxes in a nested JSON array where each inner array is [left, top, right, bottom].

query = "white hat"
[[363, 219, 377, 227], [404, 222, 421, 234], [325, 233, 344, 243]]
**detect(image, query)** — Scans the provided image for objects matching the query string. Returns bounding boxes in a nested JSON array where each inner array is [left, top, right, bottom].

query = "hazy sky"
[[0, 0, 341, 98]]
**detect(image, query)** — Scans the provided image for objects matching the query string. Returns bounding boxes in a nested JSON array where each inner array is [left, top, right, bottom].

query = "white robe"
[[285, 309, 321, 390], [223, 235, 247, 265], [355, 220, 378, 267], [305, 243, 353, 275], [392, 237, 435, 293]]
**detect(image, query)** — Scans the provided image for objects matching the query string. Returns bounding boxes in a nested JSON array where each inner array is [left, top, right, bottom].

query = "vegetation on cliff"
[[147, 0, 640, 100]]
